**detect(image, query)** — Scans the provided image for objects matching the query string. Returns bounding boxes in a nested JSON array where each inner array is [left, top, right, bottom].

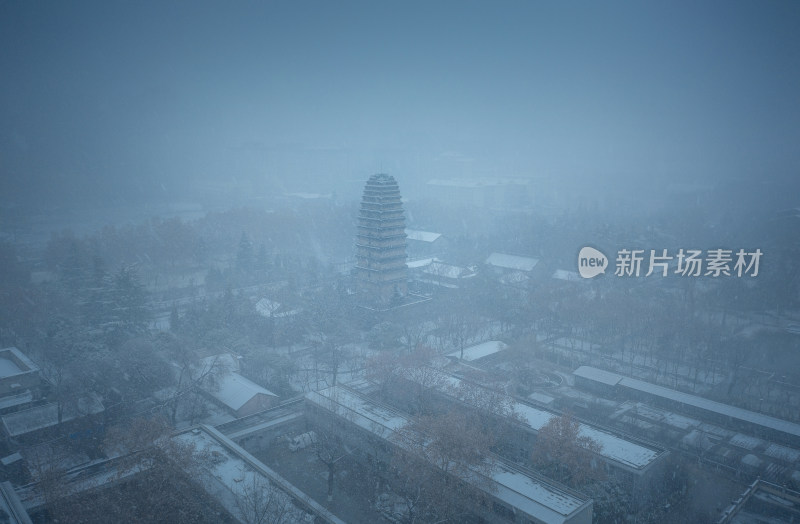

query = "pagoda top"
[[367, 174, 397, 185]]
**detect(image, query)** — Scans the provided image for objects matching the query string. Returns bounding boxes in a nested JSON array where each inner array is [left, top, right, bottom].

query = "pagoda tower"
[[354, 174, 408, 306]]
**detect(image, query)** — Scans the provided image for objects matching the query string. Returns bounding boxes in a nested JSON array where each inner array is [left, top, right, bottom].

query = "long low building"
[[573, 366, 800, 447], [391, 368, 669, 486], [1, 395, 104, 444], [175, 425, 344, 524], [306, 385, 593, 524], [14, 425, 343, 524]]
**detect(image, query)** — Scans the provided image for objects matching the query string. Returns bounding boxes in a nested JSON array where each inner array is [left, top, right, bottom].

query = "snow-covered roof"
[[0, 347, 38, 377], [0, 391, 33, 412], [206, 373, 277, 412], [523, 405, 662, 470], [482, 460, 590, 523], [764, 443, 800, 463], [681, 430, 714, 451], [741, 454, 762, 468], [447, 341, 507, 362], [729, 433, 763, 450], [198, 353, 239, 376], [405, 229, 442, 243], [0, 452, 21, 466], [552, 269, 582, 282], [307, 386, 409, 439], [485, 253, 539, 272], [0, 480, 30, 524], [402, 368, 665, 471], [573, 366, 622, 387], [0, 358, 23, 378], [407, 257, 436, 269], [174, 425, 337, 524], [631, 403, 699, 430], [1, 396, 104, 437], [500, 271, 529, 285], [255, 298, 300, 318], [528, 392, 555, 405], [255, 298, 281, 316], [308, 386, 590, 522], [423, 262, 475, 280], [575, 366, 800, 442]]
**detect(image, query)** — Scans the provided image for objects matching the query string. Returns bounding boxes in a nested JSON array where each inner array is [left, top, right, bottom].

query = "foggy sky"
[[1, 1, 799, 207]]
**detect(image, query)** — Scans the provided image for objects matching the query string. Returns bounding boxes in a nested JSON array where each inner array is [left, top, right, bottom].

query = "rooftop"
[[307, 386, 590, 523], [174, 425, 342, 524], [486, 253, 539, 272], [574, 366, 800, 441], [407, 257, 436, 269], [403, 368, 665, 471], [552, 269, 582, 282], [0, 348, 38, 378], [205, 372, 278, 412], [423, 262, 475, 280], [255, 298, 300, 318], [0, 481, 32, 524], [405, 229, 442, 243], [447, 341, 508, 362], [1, 396, 104, 438]]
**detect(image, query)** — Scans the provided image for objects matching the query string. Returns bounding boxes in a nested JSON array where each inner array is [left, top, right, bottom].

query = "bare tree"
[[396, 346, 447, 415], [165, 348, 230, 425], [366, 350, 403, 400], [37, 416, 232, 524], [399, 318, 430, 354], [233, 473, 303, 524], [531, 413, 605, 488], [305, 285, 357, 388], [314, 426, 347, 502], [444, 307, 480, 360], [390, 408, 497, 523]]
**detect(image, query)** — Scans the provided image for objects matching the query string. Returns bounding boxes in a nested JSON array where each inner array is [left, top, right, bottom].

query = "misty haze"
[[1, 2, 799, 523]]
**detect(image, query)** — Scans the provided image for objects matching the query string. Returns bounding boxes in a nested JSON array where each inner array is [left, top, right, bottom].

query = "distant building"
[[0, 348, 40, 401], [0, 395, 104, 445], [202, 372, 278, 418], [173, 425, 340, 523], [717, 479, 800, 523], [552, 269, 582, 283], [306, 385, 593, 524], [573, 366, 800, 447], [485, 253, 540, 287], [254, 297, 300, 319], [418, 260, 476, 289], [446, 341, 508, 362], [0, 481, 32, 524], [12, 424, 339, 524], [405, 229, 445, 258], [391, 367, 669, 490], [485, 253, 540, 273], [197, 354, 278, 418], [354, 174, 408, 307]]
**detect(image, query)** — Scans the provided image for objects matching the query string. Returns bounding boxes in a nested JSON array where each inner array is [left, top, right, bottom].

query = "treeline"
[[42, 204, 356, 274]]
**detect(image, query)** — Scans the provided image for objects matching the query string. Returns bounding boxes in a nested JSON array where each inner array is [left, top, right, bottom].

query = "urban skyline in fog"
[[1, 1, 799, 209]]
